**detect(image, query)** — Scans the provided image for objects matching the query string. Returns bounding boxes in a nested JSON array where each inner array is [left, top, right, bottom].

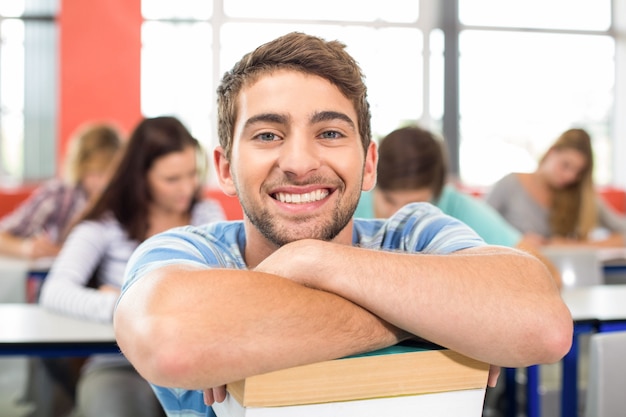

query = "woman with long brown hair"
[[486, 128, 626, 246], [39, 115, 225, 417]]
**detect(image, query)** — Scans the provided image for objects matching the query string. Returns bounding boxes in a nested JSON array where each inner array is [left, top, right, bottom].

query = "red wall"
[[0, 0, 142, 216], [58, 0, 142, 159], [0, 187, 243, 220]]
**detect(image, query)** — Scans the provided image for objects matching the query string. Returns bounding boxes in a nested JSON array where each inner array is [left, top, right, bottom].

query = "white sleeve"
[[39, 220, 119, 323]]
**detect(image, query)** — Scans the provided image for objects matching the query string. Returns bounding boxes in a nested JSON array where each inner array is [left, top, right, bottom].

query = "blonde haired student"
[[486, 128, 626, 247], [0, 123, 123, 258]]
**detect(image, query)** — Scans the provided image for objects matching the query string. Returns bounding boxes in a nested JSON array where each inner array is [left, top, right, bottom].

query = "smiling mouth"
[[273, 189, 330, 204]]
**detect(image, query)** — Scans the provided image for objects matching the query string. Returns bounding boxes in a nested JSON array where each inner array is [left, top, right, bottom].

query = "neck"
[[531, 169, 551, 189], [146, 205, 191, 237]]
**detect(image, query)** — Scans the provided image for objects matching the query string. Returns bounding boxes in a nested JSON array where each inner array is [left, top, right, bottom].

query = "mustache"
[[265, 175, 338, 188]]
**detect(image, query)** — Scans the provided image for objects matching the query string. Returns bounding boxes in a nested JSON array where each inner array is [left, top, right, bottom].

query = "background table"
[[0, 304, 117, 357], [0, 256, 54, 303]]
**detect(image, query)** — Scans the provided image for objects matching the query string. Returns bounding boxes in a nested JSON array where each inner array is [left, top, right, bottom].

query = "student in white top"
[[39, 116, 225, 417]]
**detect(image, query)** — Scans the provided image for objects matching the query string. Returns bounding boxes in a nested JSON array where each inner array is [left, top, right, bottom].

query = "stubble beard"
[[237, 183, 360, 247]]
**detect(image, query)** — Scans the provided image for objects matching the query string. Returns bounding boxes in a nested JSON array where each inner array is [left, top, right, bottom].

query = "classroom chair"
[[585, 331, 626, 417], [534, 247, 603, 416]]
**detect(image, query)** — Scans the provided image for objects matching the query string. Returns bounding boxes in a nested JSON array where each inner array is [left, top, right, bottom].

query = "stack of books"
[[213, 341, 489, 417]]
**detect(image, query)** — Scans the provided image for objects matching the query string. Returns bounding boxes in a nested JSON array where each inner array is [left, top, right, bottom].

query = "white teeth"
[[275, 189, 329, 204]]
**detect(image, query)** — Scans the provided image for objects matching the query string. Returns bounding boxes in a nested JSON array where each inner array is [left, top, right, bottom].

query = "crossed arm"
[[114, 240, 572, 391]]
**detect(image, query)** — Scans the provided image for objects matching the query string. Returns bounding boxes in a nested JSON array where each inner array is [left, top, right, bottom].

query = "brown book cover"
[[226, 341, 489, 408]]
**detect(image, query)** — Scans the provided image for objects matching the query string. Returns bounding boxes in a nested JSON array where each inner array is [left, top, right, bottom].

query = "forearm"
[[39, 279, 118, 323], [0, 232, 29, 257], [38, 221, 118, 321], [114, 265, 407, 389], [549, 233, 625, 248], [269, 240, 572, 368], [591, 233, 625, 247]]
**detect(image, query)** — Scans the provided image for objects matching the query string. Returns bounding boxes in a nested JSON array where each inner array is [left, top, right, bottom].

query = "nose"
[[277, 135, 320, 178], [562, 168, 581, 186], [180, 174, 199, 198]]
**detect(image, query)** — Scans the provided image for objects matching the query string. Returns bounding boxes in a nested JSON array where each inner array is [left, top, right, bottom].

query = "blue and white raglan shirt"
[[119, 202, 485, 417]]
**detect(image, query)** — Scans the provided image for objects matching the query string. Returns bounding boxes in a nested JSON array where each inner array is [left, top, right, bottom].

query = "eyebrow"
[[244, 113, 290, 128], [243, 111, 356, 130], [310, 111, 356, 130]]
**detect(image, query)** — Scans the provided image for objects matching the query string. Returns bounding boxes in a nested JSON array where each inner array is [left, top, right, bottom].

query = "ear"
[[361, 141, 378, 192], [213, 146, 237, 196]]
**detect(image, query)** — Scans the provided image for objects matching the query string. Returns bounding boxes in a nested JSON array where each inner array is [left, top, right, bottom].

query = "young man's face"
[[216, 69, 376, 248]]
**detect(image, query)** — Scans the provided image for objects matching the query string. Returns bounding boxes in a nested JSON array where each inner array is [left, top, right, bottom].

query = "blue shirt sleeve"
[[436, 185, 522, 247]]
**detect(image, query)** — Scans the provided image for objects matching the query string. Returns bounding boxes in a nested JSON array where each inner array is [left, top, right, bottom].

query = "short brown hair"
[[376, 125, 448, 201], [216, 32, 371, 159]]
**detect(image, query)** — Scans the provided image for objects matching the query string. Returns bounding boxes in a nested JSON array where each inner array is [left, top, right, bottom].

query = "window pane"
[[0, 19, 25, 182], [142, 0, 212, 19], [459, 0, 611, 31], [429, 28, 444, 122], [24, 0, 58, 15], [141, 21, 213, 149], [224, 0, 419, 22], [0, 1, 25, 17], [459, 30, 614, 186], [220, 23, 422, 141]]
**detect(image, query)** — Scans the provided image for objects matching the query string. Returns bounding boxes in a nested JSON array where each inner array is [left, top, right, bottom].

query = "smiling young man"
[[113, 32, 573, 416]]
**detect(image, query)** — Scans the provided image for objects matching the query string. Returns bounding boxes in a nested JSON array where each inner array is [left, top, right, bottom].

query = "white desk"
[[596, 248, 626, 284], [0, 304, 117, 356], [562, 284, 626, 322], [594, 247, 626, 264], [0, 255, 54, 303]]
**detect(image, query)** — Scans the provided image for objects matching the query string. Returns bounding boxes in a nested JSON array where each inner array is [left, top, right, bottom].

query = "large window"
[[3, 0, 623, 188], [141, 0, 622, 188], [140, 0, 432, 185], [457, 0, 615, 186], [0, 0, 57, 185]]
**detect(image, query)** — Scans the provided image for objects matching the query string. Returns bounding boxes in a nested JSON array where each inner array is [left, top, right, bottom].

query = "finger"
[[487, 365, 501, 387], [213, 385, 227, 403], [203, 388, 215, 405]]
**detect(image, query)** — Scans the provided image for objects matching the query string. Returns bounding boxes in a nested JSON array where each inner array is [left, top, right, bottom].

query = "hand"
[[487, 365, 501, 387], [22, 235, 61, 258], [547, 236, 580, 246], [253, 239, 324, 287], [203, 385, 227, 405], [519, 233, 547, 247], [98, 285, 121, 296]]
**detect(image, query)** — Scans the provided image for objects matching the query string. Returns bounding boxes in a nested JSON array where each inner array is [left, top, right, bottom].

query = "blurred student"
[[486, 128, 626, 247], [0, 123, 123, 258], [39, 116, 225, 417], [354, 125, 561, 288]]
